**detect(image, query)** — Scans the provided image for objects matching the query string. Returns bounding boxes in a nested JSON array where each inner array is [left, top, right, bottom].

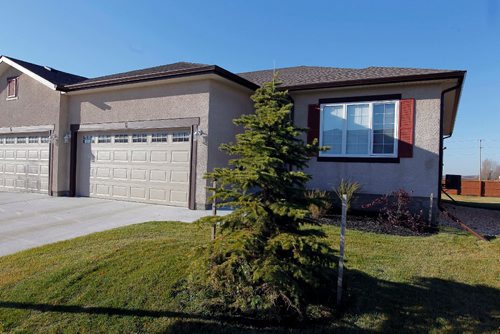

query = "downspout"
[[438, 81, 462, 204]]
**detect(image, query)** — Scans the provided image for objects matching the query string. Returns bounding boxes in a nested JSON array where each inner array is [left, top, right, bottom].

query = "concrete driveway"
[[0, 192, 212, 256]]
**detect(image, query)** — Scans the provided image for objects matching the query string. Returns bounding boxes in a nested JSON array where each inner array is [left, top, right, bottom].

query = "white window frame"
[[6, 77, 18, 100], [319, 100, 399, 158]]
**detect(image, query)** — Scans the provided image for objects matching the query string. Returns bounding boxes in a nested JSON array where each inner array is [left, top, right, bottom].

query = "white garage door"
[[76, 129, 191, 207], [0, 133, 50, 193]]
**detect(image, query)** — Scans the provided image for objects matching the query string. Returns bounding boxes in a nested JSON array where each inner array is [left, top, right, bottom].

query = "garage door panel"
[[150, 151, 169, 163], [16, 150, 27, 159], [97, 151, 111, 161], [149, 188, 167, 201], [77, 130, 191, 207], [113, 151, 128, 161], [28, 150, 39, 159], [171, 170, 189, 183], [96, 167, 111, 178], [171, 151, 189, 163], [40, 165, 49, 176], [0, 132, 49, 194], [131, 151, 147, 162], [130, 187, 147, 199], [40, 150, 50, 160], [112, 185, 128, 197], [113, 168, 128, 179]]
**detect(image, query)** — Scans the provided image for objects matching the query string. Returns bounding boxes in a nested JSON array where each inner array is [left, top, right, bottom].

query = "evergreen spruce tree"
[[174, 77, 337, 322]]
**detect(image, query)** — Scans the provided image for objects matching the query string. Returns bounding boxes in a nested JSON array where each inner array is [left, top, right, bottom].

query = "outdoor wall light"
[[193, 129, 206, 140], [63, 132, 72, 144]]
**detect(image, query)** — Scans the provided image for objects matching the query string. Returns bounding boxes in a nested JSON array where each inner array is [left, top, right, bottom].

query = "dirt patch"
[[319, 215, 434, 237], [440, 203, 500, 236]]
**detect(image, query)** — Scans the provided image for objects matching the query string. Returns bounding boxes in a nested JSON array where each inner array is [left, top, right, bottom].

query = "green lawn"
[[442, 193, 500, 210], [0, 222, 498, 333]]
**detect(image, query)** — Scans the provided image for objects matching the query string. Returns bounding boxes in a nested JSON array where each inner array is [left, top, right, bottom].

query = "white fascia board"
[[0, 57, 58, 91]]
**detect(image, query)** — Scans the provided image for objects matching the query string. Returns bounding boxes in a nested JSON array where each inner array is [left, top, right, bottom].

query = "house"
[[0, 55, 465, 219]]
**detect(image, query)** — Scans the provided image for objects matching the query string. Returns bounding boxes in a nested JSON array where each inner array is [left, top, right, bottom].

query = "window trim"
[[319, 100, 399, 158], [6, 77, 19, 100]]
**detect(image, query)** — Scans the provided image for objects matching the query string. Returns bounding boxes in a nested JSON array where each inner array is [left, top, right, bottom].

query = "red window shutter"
[[307, 104, 320, 145], [398, 98, 415, 158]]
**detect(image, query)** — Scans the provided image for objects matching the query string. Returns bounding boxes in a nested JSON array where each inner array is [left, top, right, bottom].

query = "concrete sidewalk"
[[0, 192, 212, 256]]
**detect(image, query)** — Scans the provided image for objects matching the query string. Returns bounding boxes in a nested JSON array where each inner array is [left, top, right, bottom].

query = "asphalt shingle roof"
[[72, 62, 211, 86], [3, 55, 464, 92], [238, 66, 463, 89], [3, 56, 87, 86]]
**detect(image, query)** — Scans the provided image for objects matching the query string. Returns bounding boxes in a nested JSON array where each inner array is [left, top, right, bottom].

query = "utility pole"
[[479, 139, 483, 181]]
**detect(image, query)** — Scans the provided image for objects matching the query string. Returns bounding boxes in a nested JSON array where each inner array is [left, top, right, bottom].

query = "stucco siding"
[[292, 82, 443, 198], [0, 67, 64, 194], [67, 79, 211, 206], [0, 68, 60, 127], [207, 80, 254, 170]]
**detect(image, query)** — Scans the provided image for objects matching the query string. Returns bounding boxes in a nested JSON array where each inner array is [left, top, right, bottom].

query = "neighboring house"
[[0, 55, 465, 219]]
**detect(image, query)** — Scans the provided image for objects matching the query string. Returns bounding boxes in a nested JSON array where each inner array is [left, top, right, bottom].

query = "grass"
[[442, 193, 500, 210], [0, 222, 498, 333]]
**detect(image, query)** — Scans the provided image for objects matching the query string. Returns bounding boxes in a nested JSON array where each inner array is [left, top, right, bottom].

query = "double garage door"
[[76, 129, 191, 207], [0, 133, 50, 193]]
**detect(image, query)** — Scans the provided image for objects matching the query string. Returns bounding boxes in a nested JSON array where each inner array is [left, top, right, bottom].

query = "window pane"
[[372, 103, 395, 154], [82, 135, 93, 144], [172, 132, 190, 142], [322, 105, 343, 154], [152, 133, 168, 143], [114, 134, 129, 143], [346, 104, 369, 154], [97, 135, 111, 143], [29, 136, 39, 144], [132, 134, 147, 143]]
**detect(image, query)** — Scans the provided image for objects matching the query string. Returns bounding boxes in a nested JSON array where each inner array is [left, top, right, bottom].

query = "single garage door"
[[76, 129, 191, 207], [0, 133, 50, 193]]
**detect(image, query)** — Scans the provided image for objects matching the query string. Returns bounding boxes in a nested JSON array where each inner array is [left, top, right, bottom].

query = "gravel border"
[[439, 203, 500, 236]]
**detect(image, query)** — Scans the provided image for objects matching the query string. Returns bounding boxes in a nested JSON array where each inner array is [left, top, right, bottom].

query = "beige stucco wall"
[[0, 67, 67, 194], [292, 82, 445, 198], [207, 80, 254, 172], [66, 79, 211, 206]]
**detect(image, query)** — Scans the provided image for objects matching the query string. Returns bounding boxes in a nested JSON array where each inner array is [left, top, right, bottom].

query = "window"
[[29, 136, 39, 144], [172, 131, 190, 142], [320, 101, 398, 157], [114, 134, 129, 143], [7, 77, 18, 99], [0, 137, 4, 144], [17, 137, 27, 144], [82, 135, 93, 144], [151, 132, 168, 143], [5, 137, 15, 144], [41, 136, 50, 144], [97, 135, 111, 143], [132, 134, 147, 143]]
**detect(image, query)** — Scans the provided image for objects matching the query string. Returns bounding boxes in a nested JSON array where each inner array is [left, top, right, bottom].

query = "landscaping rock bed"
[[440, 203, 500, 236], [319, 215, 434, 236]]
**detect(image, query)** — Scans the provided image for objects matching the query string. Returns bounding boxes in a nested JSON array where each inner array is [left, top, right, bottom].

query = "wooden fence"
[[445, 180, 500, 197]]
